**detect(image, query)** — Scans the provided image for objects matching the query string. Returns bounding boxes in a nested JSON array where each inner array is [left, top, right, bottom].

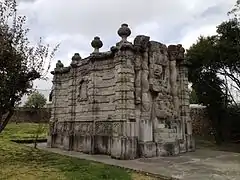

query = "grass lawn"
[[0, 123, 48, 140], [0, 123, 157, 180]]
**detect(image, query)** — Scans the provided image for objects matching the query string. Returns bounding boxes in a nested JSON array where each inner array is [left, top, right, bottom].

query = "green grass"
[[0, 123, 156, 180], [0, 123, 48, 140]]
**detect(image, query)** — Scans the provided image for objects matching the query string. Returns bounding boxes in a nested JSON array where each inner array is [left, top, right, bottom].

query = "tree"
[[186, 15, 240, 144], [189, 88, 199, 104], [0, 0, 59, 133], [24, 92, 47, 109], [24, 92, 47, 148]]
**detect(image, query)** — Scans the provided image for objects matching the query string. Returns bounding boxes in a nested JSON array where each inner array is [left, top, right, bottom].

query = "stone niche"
[[47, 23, 195, 160]]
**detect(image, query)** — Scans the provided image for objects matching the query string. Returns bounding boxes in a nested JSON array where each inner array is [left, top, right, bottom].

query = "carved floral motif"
[[95, 121, 112, 135], [73, 122, 93, 135]]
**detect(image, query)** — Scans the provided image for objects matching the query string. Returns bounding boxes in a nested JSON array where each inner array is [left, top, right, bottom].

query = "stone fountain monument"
[[47, 24, 195, 160]]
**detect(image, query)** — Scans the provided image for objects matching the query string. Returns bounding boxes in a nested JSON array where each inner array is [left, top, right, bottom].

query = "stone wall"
[[10, 108, 51, 123], [190, 105, 212, 137]]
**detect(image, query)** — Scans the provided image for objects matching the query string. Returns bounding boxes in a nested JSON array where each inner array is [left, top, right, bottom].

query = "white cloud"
[[15, 0, 236, 101], [180, 25, 218, 49]]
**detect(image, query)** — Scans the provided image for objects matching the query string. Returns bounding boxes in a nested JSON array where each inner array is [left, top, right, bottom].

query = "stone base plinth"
[[94, 135, 111, 155], [156, 140, 181, 156], [63, 135, 73, 151], [72, 135, 94, 154], [111, 136, 138, 160], [48, 134, 64, 149], [48, 132, 195, 160], [139, 141, 157, 158], [179, 139, 187, 153], [48, 134, 73, 151], [47, 135, 53, 148], [186, 135, 195, 152]]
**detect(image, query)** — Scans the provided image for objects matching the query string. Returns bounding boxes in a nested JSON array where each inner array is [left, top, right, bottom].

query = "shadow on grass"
[[11, 139, 47, 143]]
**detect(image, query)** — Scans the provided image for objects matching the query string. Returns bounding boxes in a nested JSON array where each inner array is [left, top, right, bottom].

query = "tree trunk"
[[208, 108, 223, 145], [0, 109, 14, 133], [34, 133, 39, 148], [213, 113, 225, 145]]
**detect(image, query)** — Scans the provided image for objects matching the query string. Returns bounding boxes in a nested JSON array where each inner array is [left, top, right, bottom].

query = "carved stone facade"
[[47, 24, 195, 159]]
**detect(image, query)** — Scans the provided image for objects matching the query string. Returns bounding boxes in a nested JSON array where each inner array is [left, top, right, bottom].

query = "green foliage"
[[23, 91, 47, 148], [0, 140, 133, 180], [228, 0, 240, 16], [0, 123, 48, 140], [0, 0, 59, 133], [189, 89, 199, 104], [24, 92, 47, 109], [186, 5, 240, 143]]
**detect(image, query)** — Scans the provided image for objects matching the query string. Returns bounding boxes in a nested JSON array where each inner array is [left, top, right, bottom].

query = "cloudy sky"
[[16, 0, 236, 102]]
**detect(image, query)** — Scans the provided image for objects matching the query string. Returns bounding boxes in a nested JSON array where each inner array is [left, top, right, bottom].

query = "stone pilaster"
[[176, 44, 195, 152], [111, 24, 138, 160], [47, 62, 62, 148]]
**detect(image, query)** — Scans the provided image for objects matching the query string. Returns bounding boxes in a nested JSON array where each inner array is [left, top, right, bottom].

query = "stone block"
[[63, 135, 73, 151], [72, 135, 93, 154], [164, 141, 180, 156], [50, 134, 64, 149], [110, 136, 122, 159], [124, 137, 138, 160], [156, 143, 168, 156], [179, 139, 187, 153], [139, 141, 157, 158], [47, 135, 53, 148], [111, 136, 138, 160], [94, 135, 111, 155], [156, 141, 180, 156], [186, 135, 195, 152], [139, 120, 153, 142]]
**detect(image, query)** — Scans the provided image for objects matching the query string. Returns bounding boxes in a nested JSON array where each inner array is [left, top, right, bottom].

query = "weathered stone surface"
[[139, 141, 157, 158], [48, 23, 195, 160]]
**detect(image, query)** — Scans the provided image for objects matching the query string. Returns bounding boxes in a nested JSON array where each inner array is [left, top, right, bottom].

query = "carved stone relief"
[[134, 54, 141, 104], [78, 77, 89, 102], [95, 121, 112, 135], [55, 122, 64, 134], [112, 122, 123, 136], [73, 122, 93, 135], [168, 45, 180, 115], [133, 35, 150, 106]]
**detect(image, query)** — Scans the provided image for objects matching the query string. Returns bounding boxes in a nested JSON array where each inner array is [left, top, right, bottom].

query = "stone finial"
[[117, 23, 131, 42], [56, 60, 64, 69], [71, 53, 81, 67], [91, 36, 103, 53], [72, 53, 81, 61]]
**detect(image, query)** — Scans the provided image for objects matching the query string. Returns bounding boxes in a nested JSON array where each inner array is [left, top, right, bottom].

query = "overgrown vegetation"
[[0, 0, 59, 133], [186, 0, 240, 144]]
